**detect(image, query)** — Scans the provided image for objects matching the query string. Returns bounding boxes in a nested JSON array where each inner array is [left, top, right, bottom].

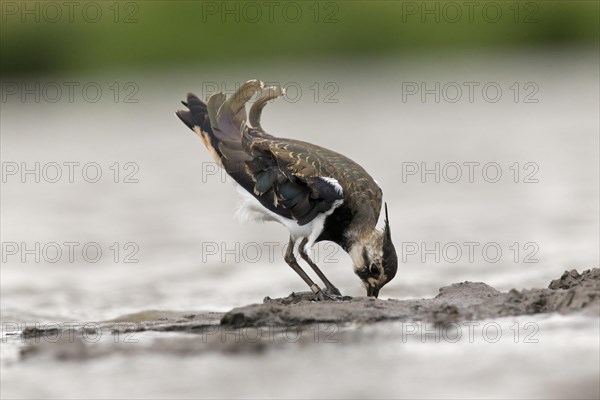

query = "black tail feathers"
[[176, 93, 212, 134]]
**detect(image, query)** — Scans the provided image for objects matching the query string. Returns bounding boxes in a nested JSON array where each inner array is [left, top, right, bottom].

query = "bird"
[[176, 80, 397, 300]]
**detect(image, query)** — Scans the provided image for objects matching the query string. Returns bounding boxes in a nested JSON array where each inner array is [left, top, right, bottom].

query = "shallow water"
[[2, 315, 598, 399], [1, 48, 599, 398]]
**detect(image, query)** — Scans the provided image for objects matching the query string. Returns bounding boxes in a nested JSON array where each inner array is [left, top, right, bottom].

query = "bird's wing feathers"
[[244, 133, 345, 225], [177, 79, 380, 227], [248, 86, 284, 135]]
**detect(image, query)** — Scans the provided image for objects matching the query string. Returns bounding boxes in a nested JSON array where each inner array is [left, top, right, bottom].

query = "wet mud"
[[12, 268, 599, 360]]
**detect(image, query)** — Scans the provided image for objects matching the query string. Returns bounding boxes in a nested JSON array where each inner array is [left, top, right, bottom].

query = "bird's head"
[[349, 203, 398, 298]]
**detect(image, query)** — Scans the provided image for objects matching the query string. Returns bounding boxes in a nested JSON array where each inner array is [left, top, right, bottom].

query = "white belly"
[[234, 183, 343, 254]]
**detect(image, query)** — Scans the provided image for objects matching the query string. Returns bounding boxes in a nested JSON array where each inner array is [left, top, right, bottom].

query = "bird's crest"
[[382, 202, 398, 282]]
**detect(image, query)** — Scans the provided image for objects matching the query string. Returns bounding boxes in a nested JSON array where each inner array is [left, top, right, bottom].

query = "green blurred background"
[[1, 0, 598, 78]]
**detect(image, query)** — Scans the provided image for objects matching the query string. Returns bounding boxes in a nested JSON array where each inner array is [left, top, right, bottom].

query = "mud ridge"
[[221, 268, 600, 328]]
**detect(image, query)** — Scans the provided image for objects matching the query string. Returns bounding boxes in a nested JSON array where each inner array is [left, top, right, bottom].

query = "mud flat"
[[13, 268, 599, 359]]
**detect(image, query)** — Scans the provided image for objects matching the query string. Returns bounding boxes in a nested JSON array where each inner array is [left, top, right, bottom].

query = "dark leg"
[[299, 238, 341, 296], [284, 237, 340, 301]]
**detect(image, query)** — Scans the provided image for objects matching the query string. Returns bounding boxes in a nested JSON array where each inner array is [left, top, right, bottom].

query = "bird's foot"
[[324, 286, 342, 296], [313, 288, 352, 302], [309, 284, 351, 301]]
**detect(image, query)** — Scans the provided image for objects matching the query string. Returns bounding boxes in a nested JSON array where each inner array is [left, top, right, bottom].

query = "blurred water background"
[[1, 1, 599, 399]]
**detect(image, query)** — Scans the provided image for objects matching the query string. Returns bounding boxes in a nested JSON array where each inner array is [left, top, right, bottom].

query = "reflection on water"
[[1, 49, 599, 398]]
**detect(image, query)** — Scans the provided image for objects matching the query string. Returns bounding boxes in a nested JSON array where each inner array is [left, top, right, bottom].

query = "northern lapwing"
[[176, 80, 397, 300]]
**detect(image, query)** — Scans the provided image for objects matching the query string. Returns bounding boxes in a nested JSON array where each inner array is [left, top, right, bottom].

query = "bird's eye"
[[370, 263, 379, 275]]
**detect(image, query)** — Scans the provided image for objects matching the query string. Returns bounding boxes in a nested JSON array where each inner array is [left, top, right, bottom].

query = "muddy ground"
[[222, 268, 599, 327], [11, 268, 598, 360]]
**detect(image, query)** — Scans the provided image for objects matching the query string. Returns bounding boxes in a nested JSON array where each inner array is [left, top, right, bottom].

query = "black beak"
[[367, 286, 380, 298]]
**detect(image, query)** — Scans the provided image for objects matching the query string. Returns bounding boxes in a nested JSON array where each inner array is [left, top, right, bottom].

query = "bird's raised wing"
[[243, 132, 345, 226], [177, 80, 380, 227]]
